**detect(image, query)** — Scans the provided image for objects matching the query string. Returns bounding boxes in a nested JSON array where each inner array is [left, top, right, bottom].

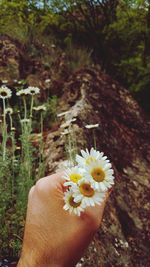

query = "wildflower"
[[73, 179, 105, 208], [16, 146, 21, 150], [57, 111, 70, 117], [51, 44, 56, 48], [20, 118, 30, 123], [11, 127, 16, 131], [0, 85, 12, 99], [2, 80, 8, 84], [27, 86, 40, 95], [63, 190, 84, 216], [76, 147, 107, 167], [85, 158, 114, 191], [60, 118, 76, 128], [33, 105, 46, 112], [16, 88, 30, 96], [64, 166, 84, 186], [5, 107, 13, 114], [85, 123, 99, 129], [61, 129, 72, 136], [45, 79, 51, 83]]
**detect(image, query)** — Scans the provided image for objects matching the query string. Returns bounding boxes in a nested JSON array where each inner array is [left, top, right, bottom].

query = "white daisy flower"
[[45, 79, 51, 83], [16, 88, 30, 96], [76, 147, 108, 167], [16, 146, 21, 150], [85, 123, 99, 129], [20, 118, 30, 123], [27, 86, 40, 95], [73, 179, 105, 208], [2, 80, 8, 84], [5, 107, 13, 114], [61, 129, 72, 136], [64, 166, 84, 186], [60, 118, 76, 128], [63, 190, 84, 216], [11, 127, 16, 131], [85, 158, 114, 191], [57, 110, 70, 117], [33, 105, 46, 111], [0, 85, 12, 99]]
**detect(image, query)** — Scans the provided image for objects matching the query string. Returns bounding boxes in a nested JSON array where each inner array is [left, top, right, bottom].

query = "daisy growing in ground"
[[16, 89, 30, 119], [63, 190, 84, 216], [16, 88, 30, 96], [33, 105, 46, 112], [72, 179, 105, 208], [85, 158, 114, 191], [5, 107, 13, 114], [0, 85, 12, 99], [27, 87, 40, 118], [27, 86, 40, 95], [0, 85, 12, 160]]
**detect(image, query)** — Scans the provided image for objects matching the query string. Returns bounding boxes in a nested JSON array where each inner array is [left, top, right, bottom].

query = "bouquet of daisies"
[[63, 148, 114, 216]]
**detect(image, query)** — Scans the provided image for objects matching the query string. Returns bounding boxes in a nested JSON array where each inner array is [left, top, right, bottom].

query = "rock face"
[[0, 36, 20, 81], [45, 68, 150, 267]]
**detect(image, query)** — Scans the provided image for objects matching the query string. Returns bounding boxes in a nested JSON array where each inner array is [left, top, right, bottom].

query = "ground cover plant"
[[0, 83, 57, 256]]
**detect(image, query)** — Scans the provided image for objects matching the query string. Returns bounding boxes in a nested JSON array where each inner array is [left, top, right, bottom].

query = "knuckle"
[[35, 177, 54, 195], [28, 185, 35, 198], [35, 178, 47, 193]]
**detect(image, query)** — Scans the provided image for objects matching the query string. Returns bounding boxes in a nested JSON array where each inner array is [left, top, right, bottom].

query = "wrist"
[[17, 255, 62, 267]]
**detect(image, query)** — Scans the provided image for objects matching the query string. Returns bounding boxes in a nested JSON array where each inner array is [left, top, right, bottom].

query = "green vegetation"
[[0, 84, 57, 256], [0, 0, 150, 111], [0, 0, 150, 258]]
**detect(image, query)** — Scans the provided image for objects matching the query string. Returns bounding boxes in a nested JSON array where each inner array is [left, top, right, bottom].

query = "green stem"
[[68, 124, 74, 165], [40, 112, 43, 135], [2, 98, 7, 161], [23, 96, 27, 119], [93, 129, 97, 150], [9, 113, 13, 130], [11, 131, 16, 196], [30, 95, 34, 119], [39, 112, 44, 164]]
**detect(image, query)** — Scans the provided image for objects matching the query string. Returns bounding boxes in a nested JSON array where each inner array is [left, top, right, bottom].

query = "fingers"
[[28, 172, 65, 199], [82, 189, 112, 230]]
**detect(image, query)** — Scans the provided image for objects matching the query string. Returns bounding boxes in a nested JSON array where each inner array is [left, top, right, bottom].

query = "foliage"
[[0, 84, 57, 256], [0, 0, 58, 44], [50, 0, 150, 110]]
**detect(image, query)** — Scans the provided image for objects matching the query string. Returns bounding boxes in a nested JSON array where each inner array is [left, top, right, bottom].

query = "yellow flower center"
[[30, 90, 35, 94], [91, 167, 105, 182], [70, 173, 82, 183], [86, 156, 96, 165], [79, 183, 95, 197], [1, 91, 7, 97], [69, 196, 81, 208]]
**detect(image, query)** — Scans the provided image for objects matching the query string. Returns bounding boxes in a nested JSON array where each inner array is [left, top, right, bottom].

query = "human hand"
[[17, 173, 110, 267]]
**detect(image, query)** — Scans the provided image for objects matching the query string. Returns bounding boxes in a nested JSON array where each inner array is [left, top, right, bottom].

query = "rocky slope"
[[45, 69, 150, 267], [0, 35, 150, 267]]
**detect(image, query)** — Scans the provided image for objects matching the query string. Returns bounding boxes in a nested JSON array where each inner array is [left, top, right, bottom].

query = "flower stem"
[[8, 113, 13, 130], [30, 95, 34, 119], [40, 112, 43, 135], [23, 96, 27, 119], [2, 98, 7, 161], [93, 129, 97, 150]]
